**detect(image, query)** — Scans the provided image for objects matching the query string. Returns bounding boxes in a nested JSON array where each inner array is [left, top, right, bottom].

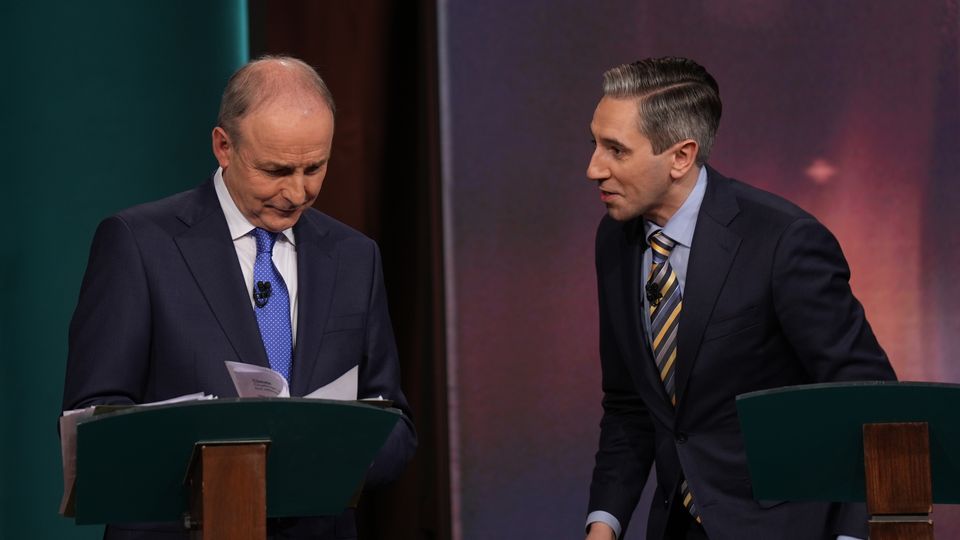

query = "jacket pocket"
[[702, 305, 760, 342]]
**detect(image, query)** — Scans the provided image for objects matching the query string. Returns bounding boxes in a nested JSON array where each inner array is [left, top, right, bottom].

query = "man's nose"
[[586, 149, 608, 182], [283, 174, 308, 205]]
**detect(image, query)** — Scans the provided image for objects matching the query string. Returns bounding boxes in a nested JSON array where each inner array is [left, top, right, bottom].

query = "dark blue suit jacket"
[[588, 167, 896, 539], [63, 180, 416, 539]]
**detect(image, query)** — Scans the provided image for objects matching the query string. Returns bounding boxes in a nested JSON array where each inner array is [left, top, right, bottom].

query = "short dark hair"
[[602, 57, 721, 165], [217, 55, 336, 141]]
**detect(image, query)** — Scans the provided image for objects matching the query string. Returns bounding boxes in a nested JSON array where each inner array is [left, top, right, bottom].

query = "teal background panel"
[[0, 1, 248, 537]]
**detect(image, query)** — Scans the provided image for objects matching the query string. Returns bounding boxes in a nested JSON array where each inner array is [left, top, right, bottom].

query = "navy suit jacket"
[[63, 180, 416, 539], [588, 167, 896, 539]]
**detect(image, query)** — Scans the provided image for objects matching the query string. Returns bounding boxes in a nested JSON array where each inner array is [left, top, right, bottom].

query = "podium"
[[72, 398, 401, 539], [737, 382, 960, 540]]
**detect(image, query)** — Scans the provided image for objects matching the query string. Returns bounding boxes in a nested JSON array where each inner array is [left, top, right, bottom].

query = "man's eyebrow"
[[255, 161, 291, 171], [597, 136, 627, 148], [256, 158, 328, 170]]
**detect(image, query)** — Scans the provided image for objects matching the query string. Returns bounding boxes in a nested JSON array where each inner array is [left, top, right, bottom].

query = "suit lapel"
[[174, 182, 270, 369], [676, 169, 741, 408], [288, 212, 338, 396]]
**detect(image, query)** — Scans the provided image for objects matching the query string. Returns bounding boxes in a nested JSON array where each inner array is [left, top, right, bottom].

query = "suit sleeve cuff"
[[586, 511, 622, 539]]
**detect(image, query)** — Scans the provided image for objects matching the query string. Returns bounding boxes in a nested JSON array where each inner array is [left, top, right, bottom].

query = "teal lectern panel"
[[736, 381, 960, 504], [75, 399, 401, 525]]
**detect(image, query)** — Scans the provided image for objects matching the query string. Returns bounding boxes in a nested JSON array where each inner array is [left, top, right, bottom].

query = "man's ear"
[[669, 139, 699, 179], [211, 126, 233, 169]]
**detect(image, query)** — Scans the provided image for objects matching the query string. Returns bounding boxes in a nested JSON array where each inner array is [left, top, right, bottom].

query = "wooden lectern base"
[[868, 520, 933, 540], [863, 422, 933, 540], [185, 442, 268, 540]]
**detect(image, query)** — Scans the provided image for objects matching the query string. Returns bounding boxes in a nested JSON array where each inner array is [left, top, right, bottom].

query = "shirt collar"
[[644, 166, 708, 248], [214, 167, 296, 245]]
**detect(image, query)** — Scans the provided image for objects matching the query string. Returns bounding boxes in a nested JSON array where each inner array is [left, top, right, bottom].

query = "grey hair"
[[602, 57, 721, 165], [217, 55, 336, 141]]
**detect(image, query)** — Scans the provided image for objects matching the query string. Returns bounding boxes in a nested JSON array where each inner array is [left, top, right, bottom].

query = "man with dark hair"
[[584, 57, 895, 540], [63, 56, 416, 540]]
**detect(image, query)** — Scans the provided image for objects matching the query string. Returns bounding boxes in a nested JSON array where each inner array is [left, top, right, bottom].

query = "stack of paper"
[[224, 361, 360, 400]]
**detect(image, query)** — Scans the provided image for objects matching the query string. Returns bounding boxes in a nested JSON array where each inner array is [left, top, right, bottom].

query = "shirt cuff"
[[586, 511, 621, 539], [837, 536, 863, 540]]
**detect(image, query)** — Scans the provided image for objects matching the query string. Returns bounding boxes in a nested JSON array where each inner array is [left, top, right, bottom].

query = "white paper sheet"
[[305, 365, 359, 401], [225, 360, 290, 397]]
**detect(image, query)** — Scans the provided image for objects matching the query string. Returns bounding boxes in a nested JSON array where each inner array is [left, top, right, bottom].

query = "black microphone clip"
[[645, 282, 662, 306], [253, 280, 272, 308]]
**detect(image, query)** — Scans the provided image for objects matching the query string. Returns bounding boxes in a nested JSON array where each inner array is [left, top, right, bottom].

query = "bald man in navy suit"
[[63, 56, 416, 540]]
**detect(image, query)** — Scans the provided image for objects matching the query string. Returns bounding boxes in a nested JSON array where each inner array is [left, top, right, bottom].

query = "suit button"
[[663, 497, 670, 507], [676, 432, 688, 444]]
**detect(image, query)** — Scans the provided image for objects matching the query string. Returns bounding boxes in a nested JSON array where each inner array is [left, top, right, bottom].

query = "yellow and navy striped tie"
[[647, 230, 702, 524]]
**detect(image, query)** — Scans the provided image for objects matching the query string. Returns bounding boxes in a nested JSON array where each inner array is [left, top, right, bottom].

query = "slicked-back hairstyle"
[[602, 57, 721, 165], [217, 55, 336, 142]]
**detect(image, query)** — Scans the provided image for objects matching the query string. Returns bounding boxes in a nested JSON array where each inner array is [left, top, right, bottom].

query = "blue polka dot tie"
[[252, 228, 292, 381]]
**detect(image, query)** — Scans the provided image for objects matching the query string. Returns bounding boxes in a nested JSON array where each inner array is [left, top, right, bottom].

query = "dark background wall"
[[440, 1, 960, 538], [0, 1, 247, 538]]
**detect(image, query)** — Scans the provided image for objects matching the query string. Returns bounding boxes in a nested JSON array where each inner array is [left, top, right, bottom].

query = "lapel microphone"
[[253, 280, 272, 308], [645, 282, 662, 306]]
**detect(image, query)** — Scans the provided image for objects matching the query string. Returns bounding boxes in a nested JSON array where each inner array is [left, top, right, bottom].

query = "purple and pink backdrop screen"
[[440, 1, 960, 537]]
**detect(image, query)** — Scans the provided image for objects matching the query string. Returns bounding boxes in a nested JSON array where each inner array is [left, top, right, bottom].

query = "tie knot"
[[252, 228, 278, 254], [649, 231, 677, 261]]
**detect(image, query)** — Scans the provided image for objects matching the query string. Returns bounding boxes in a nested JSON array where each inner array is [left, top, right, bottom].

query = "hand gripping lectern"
[[737, 382, 960, 540], [71, 398, 401, 539]]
